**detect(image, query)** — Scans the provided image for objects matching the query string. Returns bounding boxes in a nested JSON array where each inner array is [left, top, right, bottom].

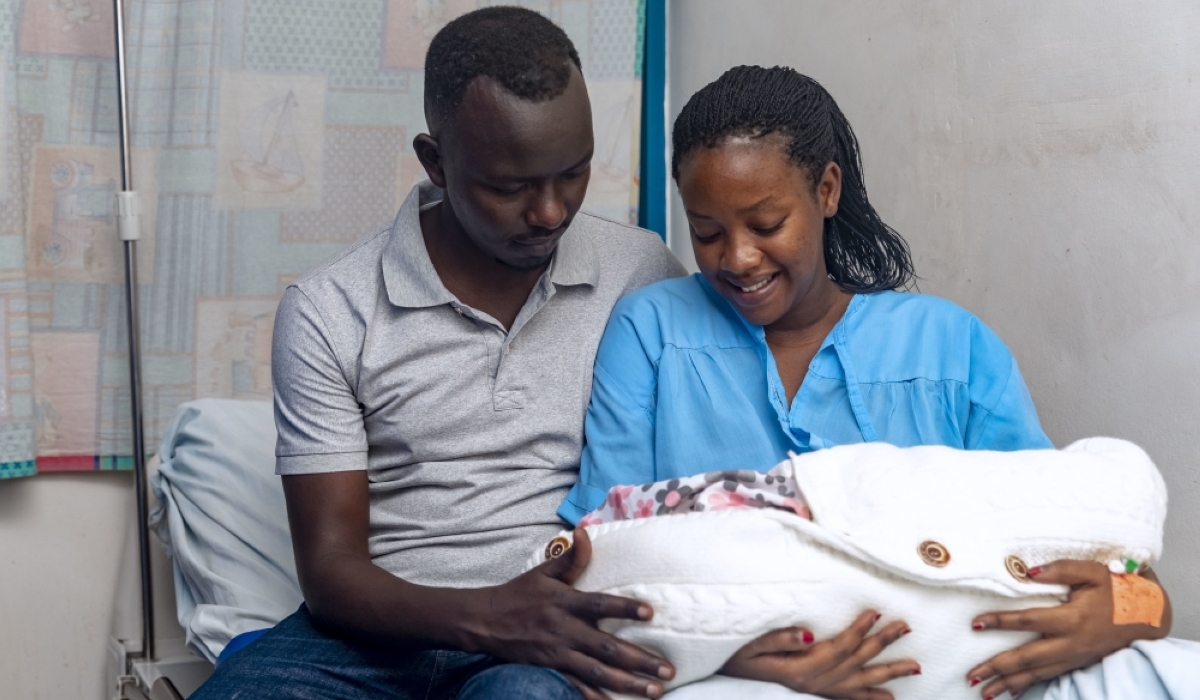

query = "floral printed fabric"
[[578, 461, 811, 527]]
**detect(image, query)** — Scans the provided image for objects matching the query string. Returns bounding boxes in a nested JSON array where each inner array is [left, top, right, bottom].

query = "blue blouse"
[[559, 275, 1052, 524]]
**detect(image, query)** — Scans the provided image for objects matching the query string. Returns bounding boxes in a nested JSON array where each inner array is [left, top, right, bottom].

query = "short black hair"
[[424, 6, 582, 129], [672, 66, 914, 293]]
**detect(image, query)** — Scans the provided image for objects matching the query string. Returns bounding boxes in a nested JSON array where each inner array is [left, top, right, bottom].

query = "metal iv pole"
[[111, 0, 154, 663]]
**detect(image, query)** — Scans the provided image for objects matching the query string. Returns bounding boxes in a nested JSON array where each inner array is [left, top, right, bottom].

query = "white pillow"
[[150, 399, 302, 663], [531, 438, 1166, 699]]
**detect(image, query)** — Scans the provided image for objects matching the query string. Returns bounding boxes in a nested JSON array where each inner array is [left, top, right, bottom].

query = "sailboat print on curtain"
[[231, 90, 306, 193], [216, 71, 325, 210]]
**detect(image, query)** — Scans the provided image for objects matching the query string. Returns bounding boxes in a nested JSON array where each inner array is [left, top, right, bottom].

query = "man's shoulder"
[[571, 210, 657, 238], [571, 211, 685, 286], [289, 224, 391, 305], [572, 211, 670, 253]]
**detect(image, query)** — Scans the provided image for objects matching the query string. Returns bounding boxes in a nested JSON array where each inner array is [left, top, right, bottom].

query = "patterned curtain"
[[0, 0, 646, 479]]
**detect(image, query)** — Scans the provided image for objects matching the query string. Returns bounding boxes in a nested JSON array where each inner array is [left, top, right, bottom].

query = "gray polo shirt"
[[273, 181, 685, 588]]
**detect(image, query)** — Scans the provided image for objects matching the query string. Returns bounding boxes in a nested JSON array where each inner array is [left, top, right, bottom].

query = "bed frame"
[[107, 457, 213, 699]]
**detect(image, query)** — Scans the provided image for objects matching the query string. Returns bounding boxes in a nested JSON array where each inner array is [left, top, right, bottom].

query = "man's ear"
[[412, 133, 447, 188]]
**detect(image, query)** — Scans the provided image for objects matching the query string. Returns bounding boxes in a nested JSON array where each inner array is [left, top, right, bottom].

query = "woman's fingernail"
[[901, 627, 911, 636], [1028, 566, 1043, 577], [658, 666, 672, 679], [802, 631, 815, 644], [874, 613, 882, 622], [911, 668, 921, 676], [638, 605, 653, 619], [972, 622, 986, 631], [970, 677, 982, 687], [984, 695, 995, 700]]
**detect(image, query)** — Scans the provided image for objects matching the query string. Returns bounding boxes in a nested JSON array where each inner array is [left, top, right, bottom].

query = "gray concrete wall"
[[668, 0, 1200, 638]]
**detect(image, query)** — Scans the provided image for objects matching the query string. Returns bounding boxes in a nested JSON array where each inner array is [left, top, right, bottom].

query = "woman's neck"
[[763, 280, 853, 405], [765, 278, 853, 346]]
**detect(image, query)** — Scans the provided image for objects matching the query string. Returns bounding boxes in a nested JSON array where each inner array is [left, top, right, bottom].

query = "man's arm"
[[272, 288, 673, 698], [284, 471, 673, 698]]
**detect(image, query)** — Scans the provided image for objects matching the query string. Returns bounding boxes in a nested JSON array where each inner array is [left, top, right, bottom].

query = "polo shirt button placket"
[[491, 327, 525, 410]]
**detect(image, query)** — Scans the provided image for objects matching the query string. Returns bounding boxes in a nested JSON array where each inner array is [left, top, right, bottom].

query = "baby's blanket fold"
[[530, 438, 1167, 699]]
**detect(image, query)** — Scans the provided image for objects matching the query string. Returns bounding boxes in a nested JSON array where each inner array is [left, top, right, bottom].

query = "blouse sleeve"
[[964, 318, 1054, 451], [557, 294, 664, 525]]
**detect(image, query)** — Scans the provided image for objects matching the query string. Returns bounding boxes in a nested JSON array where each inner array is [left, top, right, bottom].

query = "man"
[[191, 7, 685, 700]]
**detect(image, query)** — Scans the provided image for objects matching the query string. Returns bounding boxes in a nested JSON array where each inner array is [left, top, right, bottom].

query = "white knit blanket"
[[530, 438, 1166, 699]]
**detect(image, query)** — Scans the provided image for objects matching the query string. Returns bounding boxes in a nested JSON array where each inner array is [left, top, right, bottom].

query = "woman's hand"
[[720, 610, 919, 700], [967, 560, 1171, 699]]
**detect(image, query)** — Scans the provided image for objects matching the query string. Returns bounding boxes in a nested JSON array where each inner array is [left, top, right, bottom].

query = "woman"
[[559, 66, 1175, 700]]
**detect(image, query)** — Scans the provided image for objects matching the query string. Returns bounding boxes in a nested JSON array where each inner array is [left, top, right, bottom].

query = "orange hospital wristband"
[[1111, 573, 1165, 627]]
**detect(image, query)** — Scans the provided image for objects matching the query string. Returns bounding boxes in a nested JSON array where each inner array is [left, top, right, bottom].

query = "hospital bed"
[[108, 400, 1198, 700], [109, 399, 296, 699]]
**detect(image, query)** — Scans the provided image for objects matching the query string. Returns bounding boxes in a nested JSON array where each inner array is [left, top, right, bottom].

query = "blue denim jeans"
[[190, 606, 582, 700]]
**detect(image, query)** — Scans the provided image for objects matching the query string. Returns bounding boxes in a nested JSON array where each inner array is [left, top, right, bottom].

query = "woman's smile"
[[724, 271, 781, 306]]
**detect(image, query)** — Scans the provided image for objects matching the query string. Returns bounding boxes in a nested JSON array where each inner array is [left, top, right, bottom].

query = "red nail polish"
[[985, 695, 995, 700], [901, 627, 911, 636], [911, 669, 921, 676], [802, 631, 815, 644], [970, 677, 981, 687], [1028, 566, 1043, 577], [874, 613, 882, 622], [972, 622, 985, 631]]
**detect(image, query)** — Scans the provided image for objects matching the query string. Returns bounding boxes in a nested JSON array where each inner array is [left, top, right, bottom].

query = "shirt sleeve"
[[557, 294, 663, 524], [964, 318, 1054, 451], [272, 286, 369, 474]]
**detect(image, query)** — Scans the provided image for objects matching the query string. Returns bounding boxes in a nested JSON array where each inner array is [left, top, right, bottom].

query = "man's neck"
[[420, 202, 548, 330]]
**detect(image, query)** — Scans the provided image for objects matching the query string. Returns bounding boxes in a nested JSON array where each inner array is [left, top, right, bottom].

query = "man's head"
[[415, 7, 593, 270]]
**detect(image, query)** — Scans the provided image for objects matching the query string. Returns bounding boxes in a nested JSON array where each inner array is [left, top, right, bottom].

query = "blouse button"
[[1005, 555, 1031, 582], [544, 536, 572, 560], [918, 540, 951, 567]]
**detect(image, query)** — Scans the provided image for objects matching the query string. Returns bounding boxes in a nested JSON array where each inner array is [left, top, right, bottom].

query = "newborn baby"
[[531, 439, 1168, 699], [578, 462, 811, 527]]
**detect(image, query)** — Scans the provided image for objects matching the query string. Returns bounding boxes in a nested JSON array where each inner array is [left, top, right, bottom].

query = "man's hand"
[[286, 474, 671, 699], [720, 611, 919, 700], [967, 560, 1171, 699], [461, 528, 675, 699]]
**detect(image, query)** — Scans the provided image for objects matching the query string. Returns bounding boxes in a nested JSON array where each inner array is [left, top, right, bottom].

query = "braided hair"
[[672, 66, 914, 293]]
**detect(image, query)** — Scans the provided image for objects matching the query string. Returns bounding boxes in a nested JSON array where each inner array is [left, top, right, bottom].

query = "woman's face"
[[677, 138, 843, 330]]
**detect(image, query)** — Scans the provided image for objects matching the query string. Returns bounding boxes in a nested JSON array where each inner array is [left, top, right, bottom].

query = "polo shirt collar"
[[383, 181, 455, 309], [383, 181, 599, 309]]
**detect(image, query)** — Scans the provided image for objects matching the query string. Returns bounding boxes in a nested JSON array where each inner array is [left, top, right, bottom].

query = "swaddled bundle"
[[529, 438, 1166, 699]]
